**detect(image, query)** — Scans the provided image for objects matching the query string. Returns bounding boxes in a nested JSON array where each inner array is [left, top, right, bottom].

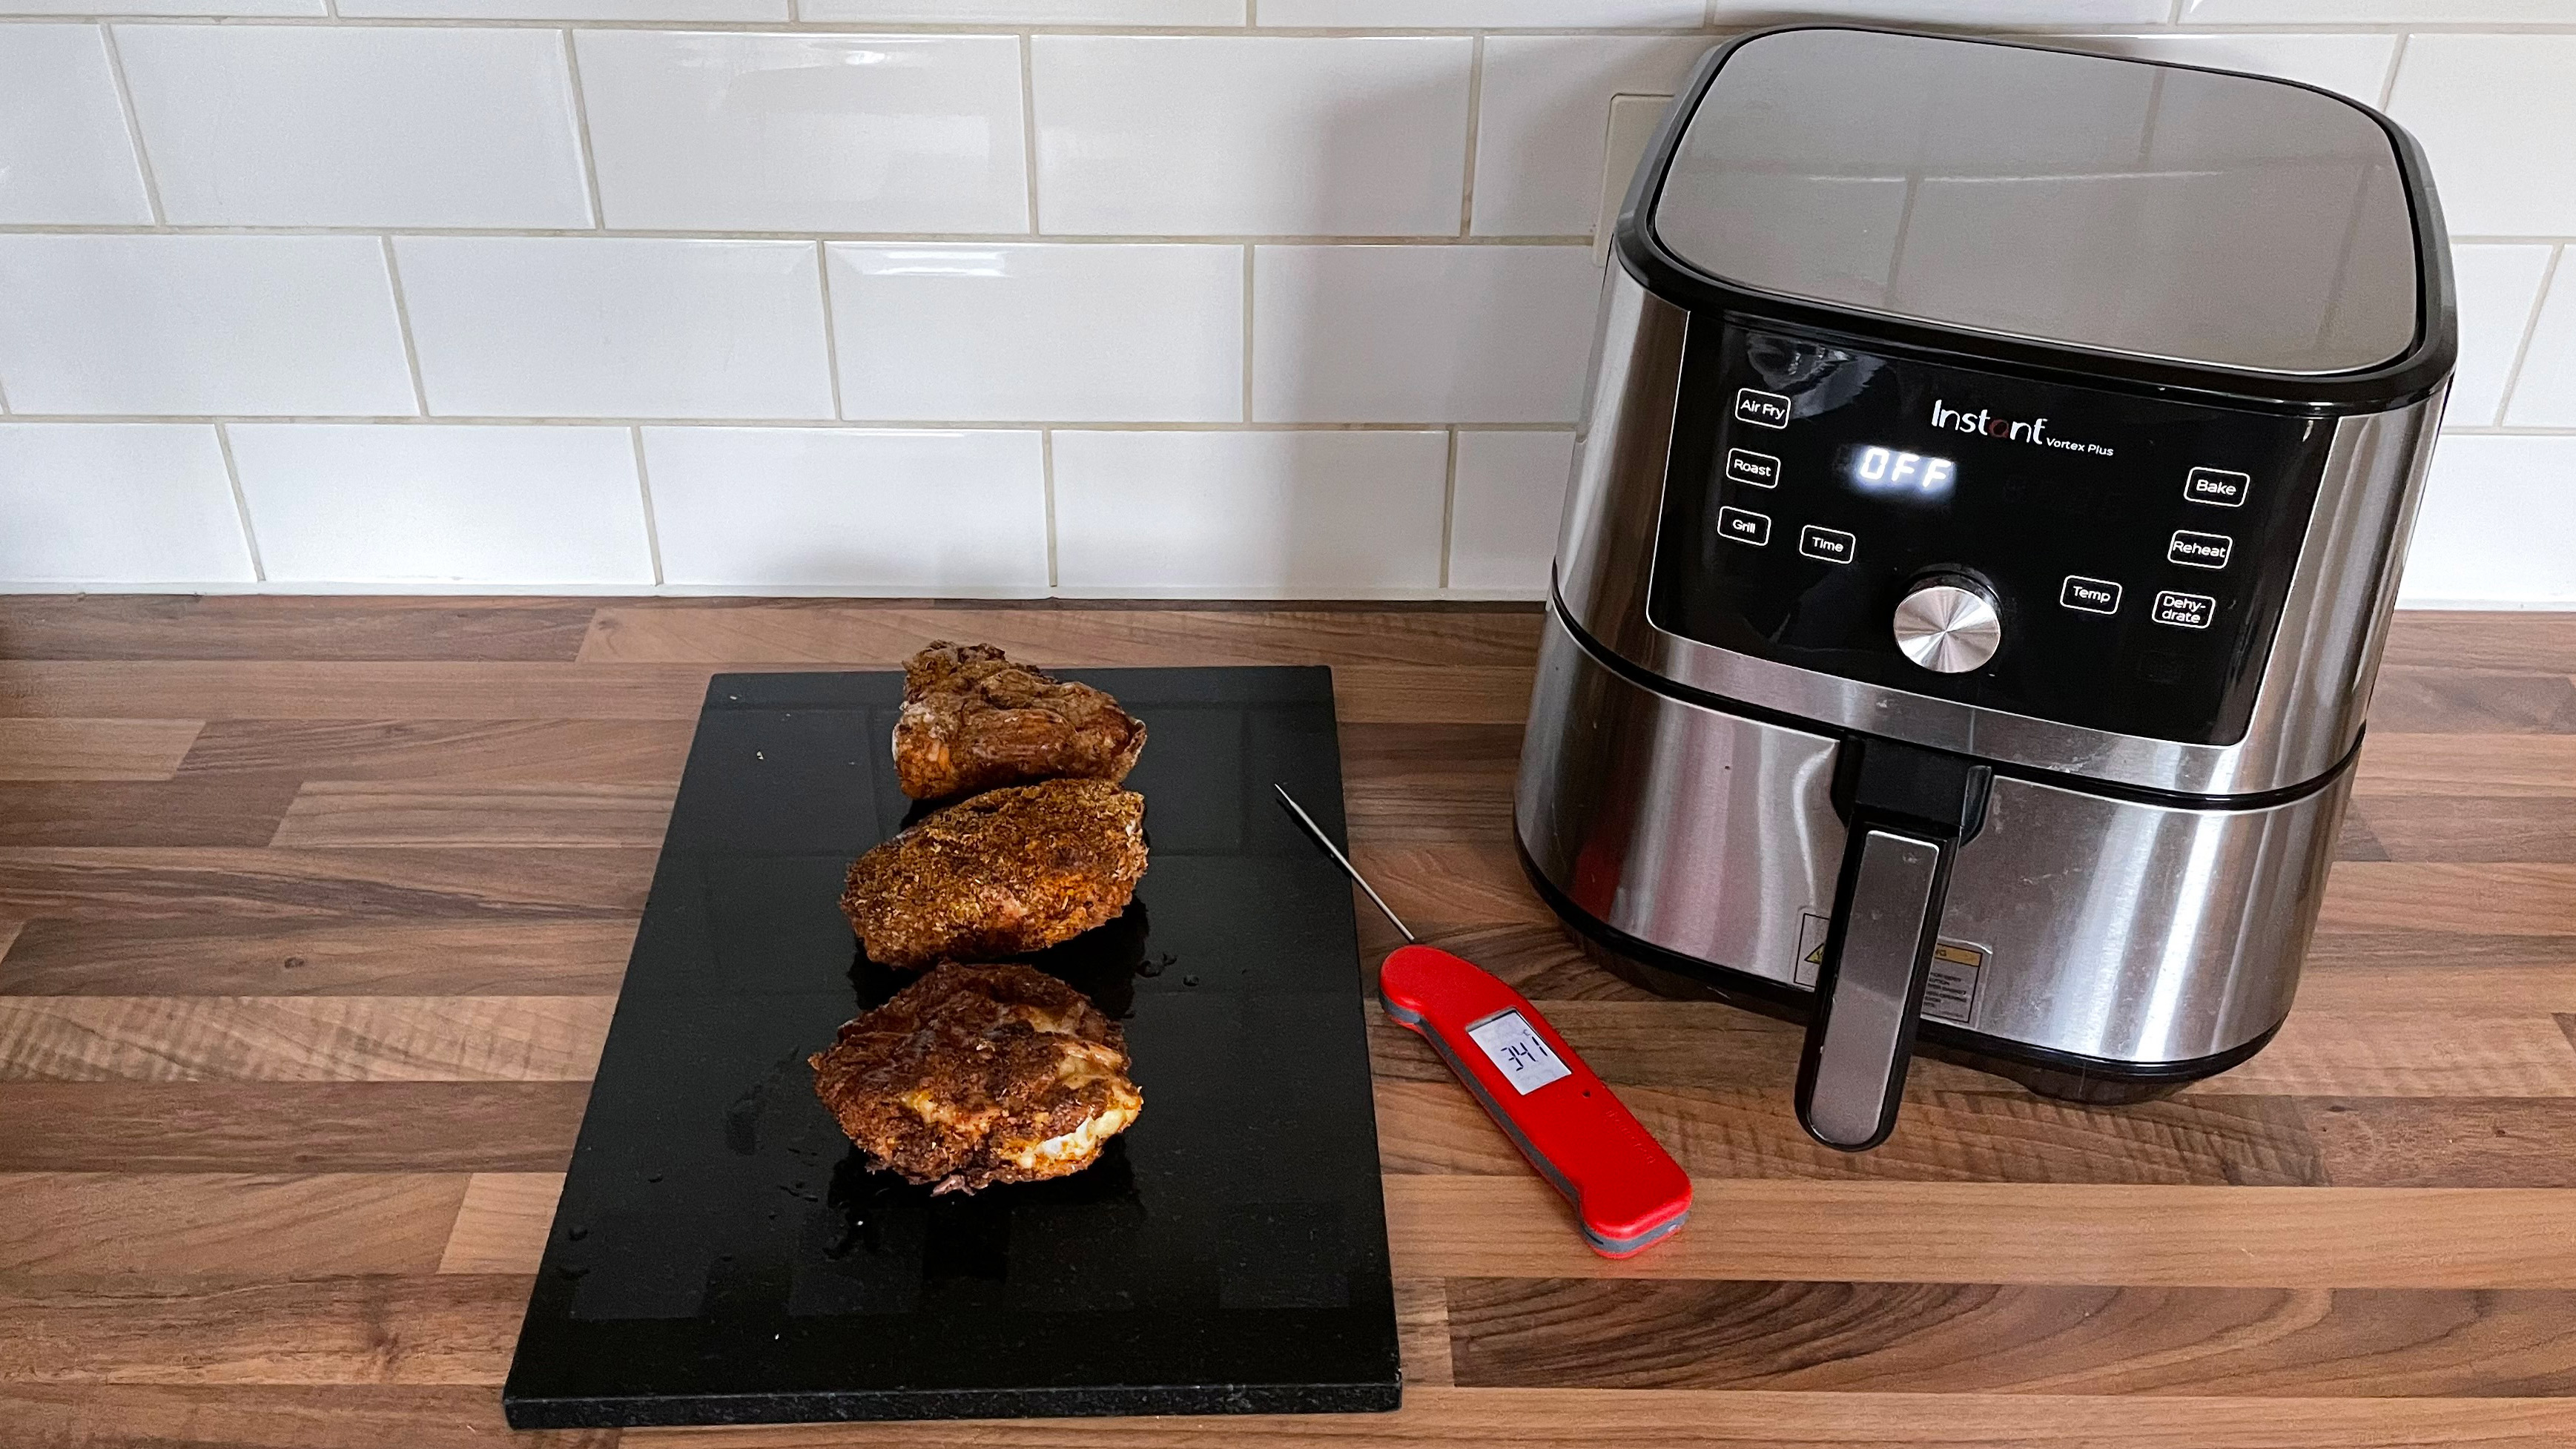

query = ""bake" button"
[[1717, 506, 1771, 547], [1734, 387, 1791, 429], [1798, 524, 1855, 563], [2185, 466, 2250, 507], [1725, 447, 1781, 488], [2153, 590, 2216, 629], [2168, 529, 2233, 570], [2060, 575, 2121, 614]]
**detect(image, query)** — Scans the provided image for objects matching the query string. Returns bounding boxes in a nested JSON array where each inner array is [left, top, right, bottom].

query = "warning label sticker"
[[1790, 915, 1986, 1027], [1921, 941, 1986, 1025]]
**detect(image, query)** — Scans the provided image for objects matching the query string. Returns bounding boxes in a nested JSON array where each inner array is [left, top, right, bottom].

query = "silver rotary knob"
[[1892, 576, 2001, 673]]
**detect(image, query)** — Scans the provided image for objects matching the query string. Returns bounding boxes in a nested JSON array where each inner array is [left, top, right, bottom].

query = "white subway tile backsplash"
[[2050, 33, 2399, 105], [1252, 245, 1599, 424], [1471, 36, 1709, 239], [0, 0, 319, 14], [2448, 245, 2556, 428], [394, 238, 835, 420], [0, 236, 413, 417], [2388, 35, 2576, 239], [803, 1, 1243, 19], [1717, 1, 2164, 23], [2400, 436, 2576, 606], [2504, 261, 2576, 430], [1449, 430, 1572, 595], [577, 33, 1026, 234], [113, 25, 589, 228], [826, 244, 1240, 423], [0, 425, 252, 584], [1031, 36, 1472, 237], [1259, 0, 1700, 24], [229, 424, 652, 585], [642, 428, 1046, 589], [2184, 1, 2573, 21], [1052, 430, 1446, 593], [344, 0, 782, 16], [0, 27, 151, 225]]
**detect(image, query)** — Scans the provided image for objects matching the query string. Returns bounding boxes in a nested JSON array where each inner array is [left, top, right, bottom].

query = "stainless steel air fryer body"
[[1515, 27, 2457, 1149]]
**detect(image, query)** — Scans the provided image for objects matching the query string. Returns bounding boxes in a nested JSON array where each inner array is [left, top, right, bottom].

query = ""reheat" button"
[[2168, 530, 2233, 570]]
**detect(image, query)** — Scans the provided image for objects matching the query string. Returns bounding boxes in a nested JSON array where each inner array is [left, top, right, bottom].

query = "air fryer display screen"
[[1649, 322, 2339, 747]]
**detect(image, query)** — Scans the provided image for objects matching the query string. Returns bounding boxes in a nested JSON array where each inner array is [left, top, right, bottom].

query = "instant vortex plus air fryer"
[[1516, 27, 2456, 1150]]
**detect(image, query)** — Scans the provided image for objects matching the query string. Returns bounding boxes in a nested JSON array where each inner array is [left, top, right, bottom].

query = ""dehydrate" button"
[[2153, 590, 2216, 629]]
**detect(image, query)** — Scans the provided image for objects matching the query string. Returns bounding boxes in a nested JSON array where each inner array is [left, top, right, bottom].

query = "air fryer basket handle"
[[1794, 826, 1952, 1150]]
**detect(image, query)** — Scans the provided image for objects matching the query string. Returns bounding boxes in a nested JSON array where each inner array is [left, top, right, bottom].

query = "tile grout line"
[[814, 241, 847, 420], [211, 420, 268, 583], [560, 27, 610, 231], [1019, 30, 1042, 235], [0, 412, 1587, 431], [1437, 426, 1458, 592], [2377, 28, 2408, 112], [1241, 244, 1255, 423], [379, 237, 433, 417], [630, 424, 666, 587], [1456, 33, 1484, 238], [1041, 429, 1060, 593], [96, 24, 168, 229], [0, 223, 1605, 245], [16, 18, 2576, 35], [2491, 245, 2565, 428]]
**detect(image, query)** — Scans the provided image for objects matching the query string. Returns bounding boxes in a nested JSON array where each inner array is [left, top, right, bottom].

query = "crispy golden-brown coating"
[[894, 641, 1146, 801], [841, 778, 1147, 969], [810, 962, 1143, 1194]]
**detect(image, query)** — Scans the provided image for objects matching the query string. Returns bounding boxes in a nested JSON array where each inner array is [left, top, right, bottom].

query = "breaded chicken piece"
[[842, 778, 1147, 969], [810, 962, 1143, 1194], [894, 641, 1146, 802]]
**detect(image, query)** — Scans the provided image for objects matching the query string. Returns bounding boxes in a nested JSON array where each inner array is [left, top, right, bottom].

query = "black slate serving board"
[[501, 667, 1402, 1428]]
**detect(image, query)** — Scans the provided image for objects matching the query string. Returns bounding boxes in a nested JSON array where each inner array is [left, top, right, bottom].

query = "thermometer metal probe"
[[1273, 785, 1692, 1258]]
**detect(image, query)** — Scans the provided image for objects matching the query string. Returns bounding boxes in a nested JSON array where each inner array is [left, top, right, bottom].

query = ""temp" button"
[[2060, 575, 2121, 614], [1734, 387, 1791, 429], [1717, 506, 1771, 547], [1725, 447, 1781, 487], [2168, 529, 2233, 569], [2153, 590, 2216, 629]]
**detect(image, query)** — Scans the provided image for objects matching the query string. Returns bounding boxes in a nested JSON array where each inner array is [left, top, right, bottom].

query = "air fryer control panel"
[[1647, 322, 2339, 746]]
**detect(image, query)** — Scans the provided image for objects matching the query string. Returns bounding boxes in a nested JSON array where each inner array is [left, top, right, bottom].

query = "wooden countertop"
[[4, 596, 2575, 1448]]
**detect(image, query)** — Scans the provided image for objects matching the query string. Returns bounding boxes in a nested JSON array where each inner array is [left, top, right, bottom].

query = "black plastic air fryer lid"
[[1619, 27, 2457, 411]]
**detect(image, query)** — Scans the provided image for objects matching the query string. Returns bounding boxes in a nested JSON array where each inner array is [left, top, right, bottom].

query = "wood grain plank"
[[2303, 1098, 2576, 1187], [1444, 1278, 2576, 1395], [2354, 735, 2576, 796], [1375, 1080, 2322, 1185], [2362, 664, 2576, 734], [628, 1384, 2576, 1448], [0, 719, 202, 782], [0, 996, 613, 1082], [0, 1174, 466, 1276], [0, 1384, 612, 1449], [0, 661, 719, 721], [0, 1082, 586, 1172], [437, 1172, 563, 1274], [2379, 611, 2576, 673], [0, 779, 305, 848], [177, 719, 695, 785], [0, 847, 653, 922], [2318, 863, 2576, 937], [0, 918, 635, 997], [2303, 932, 2576, 980], [1386, 1175, 2576, 1287], [1393, 1280, 1453, 1389], [1333, 665, 1535, 726], [0, 1274, 526, 1384], [267, 783, 677, 848], [0, 595, 598, 662], [2342, 796, 2576, 862], [578, 604, 1542, 667]]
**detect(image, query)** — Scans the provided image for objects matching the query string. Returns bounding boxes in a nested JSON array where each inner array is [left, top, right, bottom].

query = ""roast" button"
[[2153, 590, 2216, 629], [1717, 506, 1771, 547], [2168, 529, 2233, 570], [1725, 447, 1781, 488], [2060, 575, 2121, 614], [1734, 388, 1791, 429]]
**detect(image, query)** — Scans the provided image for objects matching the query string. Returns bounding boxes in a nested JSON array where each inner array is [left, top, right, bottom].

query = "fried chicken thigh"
[[842, 777, 1147, 969], [894, 641, 1146, 802], [810, 962, 1143, 1194]]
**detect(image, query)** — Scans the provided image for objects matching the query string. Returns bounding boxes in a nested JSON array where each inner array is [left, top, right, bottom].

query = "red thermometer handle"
[[1378, 944, 1691, 1257]]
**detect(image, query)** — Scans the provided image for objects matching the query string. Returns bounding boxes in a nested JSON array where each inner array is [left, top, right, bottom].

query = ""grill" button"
[[1717, 506, 1771, 547]]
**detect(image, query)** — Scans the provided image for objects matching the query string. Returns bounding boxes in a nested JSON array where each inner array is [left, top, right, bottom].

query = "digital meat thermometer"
[[1273, 785, 1691, 1258]]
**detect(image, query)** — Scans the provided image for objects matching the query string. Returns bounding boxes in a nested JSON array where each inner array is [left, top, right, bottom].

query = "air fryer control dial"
[[1892, 577, 2001, 673]]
